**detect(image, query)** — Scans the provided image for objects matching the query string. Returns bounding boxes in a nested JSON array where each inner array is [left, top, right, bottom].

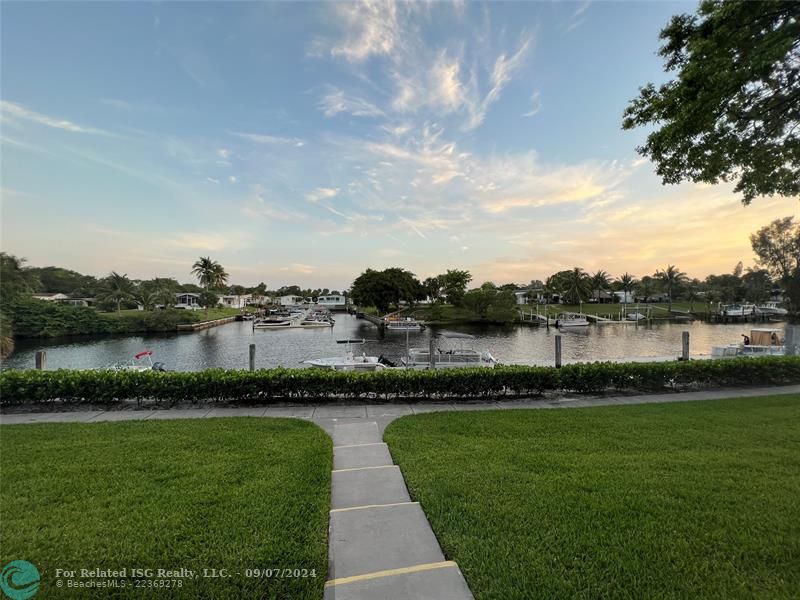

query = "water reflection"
[[1, 314, 785, 371]]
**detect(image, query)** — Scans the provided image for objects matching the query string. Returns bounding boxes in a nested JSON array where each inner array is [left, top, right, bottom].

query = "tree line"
[[348, 217, 799, 315]]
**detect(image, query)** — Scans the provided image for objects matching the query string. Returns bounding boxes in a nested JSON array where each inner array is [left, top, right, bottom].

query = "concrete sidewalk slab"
[[205, 407, 267, 418], [263, 406, 315, 418], [315, 406, 369, 419], [329, 503, 445, 580], [324, 563, 473, 600], [331, 466, 410, 510], [365, 405, 414, 417], [147, 409, 212, 420], [334, 443, 393, 470], [88, 411, 158, 422], [331, 422, 381, 446]]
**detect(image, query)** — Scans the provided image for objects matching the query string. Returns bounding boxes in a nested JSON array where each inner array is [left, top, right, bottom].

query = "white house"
[[513, 288, 544, 305], [317, 295, 347, 310], [218, 294, 252, 309], [32, 292, 69, 302], [280, 295, 305, 306], [612, 291, 635, 304], [175, 293, 201, 310]]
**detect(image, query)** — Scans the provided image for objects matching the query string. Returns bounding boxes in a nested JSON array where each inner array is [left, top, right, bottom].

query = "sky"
[[0, 0, 796, 290]]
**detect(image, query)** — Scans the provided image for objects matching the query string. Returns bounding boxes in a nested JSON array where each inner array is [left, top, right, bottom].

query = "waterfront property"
[[175, 292, 200, 310], [384, 394, 800, 598], [0, 418, 331, 598], [316, 294, 348, 311]]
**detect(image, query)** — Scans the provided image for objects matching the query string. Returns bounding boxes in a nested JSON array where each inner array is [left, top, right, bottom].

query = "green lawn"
[[519, 302, 711, 319], [104, 306, 245, 321], [385, 395, 800, 599], [0, 418, 331, 599]]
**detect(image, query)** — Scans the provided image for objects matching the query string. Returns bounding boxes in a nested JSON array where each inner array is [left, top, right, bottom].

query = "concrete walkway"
[[2, 385, 798, 600]]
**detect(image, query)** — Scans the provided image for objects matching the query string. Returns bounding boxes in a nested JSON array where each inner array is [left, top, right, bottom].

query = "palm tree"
[[98, 271, 134, 314], [590, 270, 611, 303], [617, 272, 638, 315], [191, 257, 229, 290], [654, 265, 688, 312], [211, 263, 229, 289], [561, 267, 591, 305]]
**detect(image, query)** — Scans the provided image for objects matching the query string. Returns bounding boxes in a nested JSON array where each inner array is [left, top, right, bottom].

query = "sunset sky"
[[1, 0, 796, 289]]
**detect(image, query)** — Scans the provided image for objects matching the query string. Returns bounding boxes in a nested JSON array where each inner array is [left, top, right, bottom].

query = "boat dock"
[[176, 316, 237, 331]]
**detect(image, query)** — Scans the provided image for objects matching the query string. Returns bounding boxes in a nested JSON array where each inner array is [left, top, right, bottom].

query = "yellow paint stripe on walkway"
[[332, 465, 398, 474], [333, 442, 387, 449], [330, 501, 418, 514], [325, 561, 459, 588]]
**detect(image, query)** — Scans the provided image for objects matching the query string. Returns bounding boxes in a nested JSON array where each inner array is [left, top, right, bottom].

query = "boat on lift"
[[303, 339, 397, 371], [385, 317, 425, 331], [401, 332, 497, 369], [555, 313, 589, 328], [755, 302, 788, 317], [711, 328, 785, 357]]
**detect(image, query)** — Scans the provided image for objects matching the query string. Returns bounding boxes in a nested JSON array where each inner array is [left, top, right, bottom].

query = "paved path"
[[3, 385, 798, 600]]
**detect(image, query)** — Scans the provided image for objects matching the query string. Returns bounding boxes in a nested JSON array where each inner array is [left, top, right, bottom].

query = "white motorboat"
[[555, 313, 589, 328], [755, 302, 788, 317], [303, 340, 397, 371], [711, 328, 785, 357], [385, 317, 425, 331], [721, 304, 756, 317], [300, 319, 334, 328], [626, 312, 646, 321], [401, 332, 497, 369], [254, 318, 298, 329], [103, 350, 167, 371]]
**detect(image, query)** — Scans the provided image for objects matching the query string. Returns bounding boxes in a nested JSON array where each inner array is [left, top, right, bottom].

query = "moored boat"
[[385, 317, 425, 331], [555, 313, 589, 328], [401, 332, 496, 369], [711, 328, 785, 357], [303, 340, 396, 371], [755, 302, 788, 317]]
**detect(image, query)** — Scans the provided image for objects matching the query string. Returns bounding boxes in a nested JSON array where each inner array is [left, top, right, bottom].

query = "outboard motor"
[[377, 355, 397, 368], [151, 362, 168, 372]]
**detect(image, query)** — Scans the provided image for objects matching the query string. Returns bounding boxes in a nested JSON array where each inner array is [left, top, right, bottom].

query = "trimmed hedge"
[[1, 357, 799, 405]]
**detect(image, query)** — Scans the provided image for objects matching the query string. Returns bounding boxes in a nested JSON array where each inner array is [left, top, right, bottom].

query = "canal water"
[[1, 314, 785, 372]]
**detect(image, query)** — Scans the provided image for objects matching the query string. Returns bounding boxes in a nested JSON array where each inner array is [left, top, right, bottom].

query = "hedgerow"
[[1, 357, 798, 405]]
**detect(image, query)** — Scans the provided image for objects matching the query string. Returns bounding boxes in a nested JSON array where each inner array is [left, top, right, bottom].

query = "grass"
[[519, 301, 712, 319], [104, 306, 246, 322], [384, 395, 800, 599], [0, 418, 331, 599]]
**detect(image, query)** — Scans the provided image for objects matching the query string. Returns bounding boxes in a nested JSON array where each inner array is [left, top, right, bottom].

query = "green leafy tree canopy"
[[623, 0, 800, 203]]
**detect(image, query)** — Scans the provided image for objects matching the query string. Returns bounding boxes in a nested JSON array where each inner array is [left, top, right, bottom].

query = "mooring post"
[[35, 350, 46, 370], [429, 337, 436, 369], [249, 344, 256, 371], [681, 331, 690, 361], [555, 335, 562, 368]]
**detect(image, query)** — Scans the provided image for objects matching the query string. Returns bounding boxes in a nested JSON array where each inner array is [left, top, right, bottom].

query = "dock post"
[[555, 335, 562, 368], [35, 351, 46, 370], [429, 337, 436, 369], [249, 344, 256, 371], [681, 331, 690, 361]]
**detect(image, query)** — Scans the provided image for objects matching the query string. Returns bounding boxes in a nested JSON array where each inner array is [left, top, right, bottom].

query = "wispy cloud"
[[319, 88, 385, 118], [280, 263, 315, 274], [328, 0, 401, 62], [1, 100, 114, 135], [229, 131, 305, 147], [522, 90, 542, 117], [305, 187, 339, 202]]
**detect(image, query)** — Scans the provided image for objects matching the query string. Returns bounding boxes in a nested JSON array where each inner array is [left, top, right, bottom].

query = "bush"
[[0, 298, 198, 338], [2, 357, 799, 405]]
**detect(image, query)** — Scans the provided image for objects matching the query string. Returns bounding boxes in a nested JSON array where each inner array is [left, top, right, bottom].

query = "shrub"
[[1, 357, 799, 405]]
